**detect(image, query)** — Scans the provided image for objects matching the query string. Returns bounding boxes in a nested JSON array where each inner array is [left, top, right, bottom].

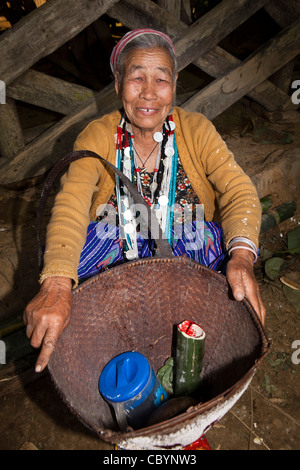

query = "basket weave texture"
[[48, 256, 269, 444]]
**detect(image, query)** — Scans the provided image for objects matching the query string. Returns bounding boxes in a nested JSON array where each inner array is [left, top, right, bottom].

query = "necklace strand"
[[133, 140, 161, 203], [133, 142, 158, 169], [116, 114, 176, 258]]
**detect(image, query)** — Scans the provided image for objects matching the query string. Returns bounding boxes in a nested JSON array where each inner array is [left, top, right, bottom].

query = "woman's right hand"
[[23, 276, 72, 373]]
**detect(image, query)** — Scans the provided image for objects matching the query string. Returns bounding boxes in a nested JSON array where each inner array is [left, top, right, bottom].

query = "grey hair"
[[116, 33, 177, 87]]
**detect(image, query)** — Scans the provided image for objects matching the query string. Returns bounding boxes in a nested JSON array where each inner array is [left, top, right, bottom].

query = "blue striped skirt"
[[78, 220, 226, 280]]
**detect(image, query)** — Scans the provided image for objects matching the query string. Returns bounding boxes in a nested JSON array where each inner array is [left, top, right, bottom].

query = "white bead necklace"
[[116, 115, 176, 260]]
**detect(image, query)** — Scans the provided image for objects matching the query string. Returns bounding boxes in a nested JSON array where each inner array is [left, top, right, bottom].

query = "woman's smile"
[[115, 47, 176, 137]]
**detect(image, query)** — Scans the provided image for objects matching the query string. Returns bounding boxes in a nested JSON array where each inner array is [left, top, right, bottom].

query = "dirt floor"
[[0, 100, 299, 451]]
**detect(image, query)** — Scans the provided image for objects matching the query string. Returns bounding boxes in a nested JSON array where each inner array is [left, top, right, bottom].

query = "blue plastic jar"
[[99, 351, 168, 430]]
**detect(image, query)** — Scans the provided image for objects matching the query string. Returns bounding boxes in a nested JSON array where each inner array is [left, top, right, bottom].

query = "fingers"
[[25, 311, 70, 372], [230, 276, 246, 302], [23, 278, 72, 372], [35, 334, 58, 373], [31, 323, 69, 372], [226, 258, 266, 325]]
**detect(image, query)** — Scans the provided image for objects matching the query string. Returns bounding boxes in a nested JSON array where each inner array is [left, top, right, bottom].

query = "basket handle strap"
[[37, 150, 174, 267]]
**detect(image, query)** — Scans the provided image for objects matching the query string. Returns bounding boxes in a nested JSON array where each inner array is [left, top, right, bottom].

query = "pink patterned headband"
[[110, 29, 176, 74]]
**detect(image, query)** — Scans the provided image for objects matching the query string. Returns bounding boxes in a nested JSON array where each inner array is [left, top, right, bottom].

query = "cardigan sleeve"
[[39, 119, 113, 287], [174, 107, 261, 250], [200, 121, 261, 249]]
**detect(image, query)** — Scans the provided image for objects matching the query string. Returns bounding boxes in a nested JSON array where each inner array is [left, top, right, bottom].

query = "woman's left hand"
[[226, 248, 266, 325]]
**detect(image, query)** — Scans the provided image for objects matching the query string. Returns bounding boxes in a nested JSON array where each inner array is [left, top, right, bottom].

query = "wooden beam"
[[174, 0, 270, 71], [108, 0, 291, 111], [264, 0, 300, 94], [0, 0, 119, 85], [199, 46, 293, 111], [0, 97, 25, 161], [157, 0, 181, 19], [265, 0, 300, 28], [181, 0, 192, 24], [0, 82, 120, 184], [8, 2, 292, 117], [182, 19, 300, 120], [270, 61, 295, 95], [0, 0, 295, 183], [7, 69, 95, 115]]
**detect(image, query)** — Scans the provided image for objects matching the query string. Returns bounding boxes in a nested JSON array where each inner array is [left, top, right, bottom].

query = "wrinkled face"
[[115, 47, 176, 135]]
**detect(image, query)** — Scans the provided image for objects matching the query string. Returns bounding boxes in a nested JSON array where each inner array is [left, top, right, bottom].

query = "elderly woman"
[[24, 29, 266, 373]]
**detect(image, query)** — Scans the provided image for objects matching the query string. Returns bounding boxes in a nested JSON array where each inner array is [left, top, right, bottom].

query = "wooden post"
[[0, 98, 25, 161]]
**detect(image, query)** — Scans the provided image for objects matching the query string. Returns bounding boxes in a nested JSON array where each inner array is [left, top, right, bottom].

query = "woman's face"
[[115, 47, 176, 135]]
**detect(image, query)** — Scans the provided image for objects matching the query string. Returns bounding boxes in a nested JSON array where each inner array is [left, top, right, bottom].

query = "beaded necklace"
[[133, 141, 158, 170], [115, 113, 177, 260]]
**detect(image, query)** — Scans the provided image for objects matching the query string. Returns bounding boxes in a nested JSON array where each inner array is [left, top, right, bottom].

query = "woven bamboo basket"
[[42, 151, 269, 450]]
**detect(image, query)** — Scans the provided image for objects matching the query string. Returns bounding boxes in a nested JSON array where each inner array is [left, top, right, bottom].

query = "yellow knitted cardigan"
[[40, 107, 261, 286]]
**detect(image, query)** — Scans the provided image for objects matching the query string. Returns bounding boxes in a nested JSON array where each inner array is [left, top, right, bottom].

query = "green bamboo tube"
[[260, 201, 296, 234], [174, 320, 205, 397], [260, 194, 273, 213]]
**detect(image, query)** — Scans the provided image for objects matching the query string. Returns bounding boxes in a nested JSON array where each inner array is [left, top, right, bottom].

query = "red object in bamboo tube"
[[178, 320, 205, 338]]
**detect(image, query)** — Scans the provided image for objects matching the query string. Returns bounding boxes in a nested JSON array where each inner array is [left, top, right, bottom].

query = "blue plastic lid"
[[99, 352, 152, 402]]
